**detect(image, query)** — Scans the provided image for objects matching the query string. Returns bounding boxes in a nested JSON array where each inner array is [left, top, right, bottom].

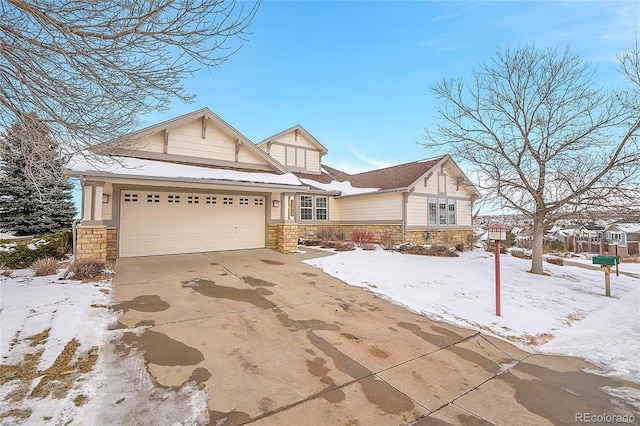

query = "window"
[[147, 194, 160, 203], [223, 197, 233, 205], [300, 195, 313, 220], [167, 195, 180, 204], [239, 198, 249, 205], [448, 200, 456, 225], [187, 196, 199, 204], [428, 197, 456, 225], [315, 196, 328, 220], [205, 196, 217, 204], [123, 193, 138, 203], [439, 199, 447, 225], [254, 198, 264, 206], [428, 198, 437, 225]]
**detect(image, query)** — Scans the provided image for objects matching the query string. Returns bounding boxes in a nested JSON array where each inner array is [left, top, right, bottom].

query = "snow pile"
[[303, 248, 640, 383], [299, 177, 380, 195]]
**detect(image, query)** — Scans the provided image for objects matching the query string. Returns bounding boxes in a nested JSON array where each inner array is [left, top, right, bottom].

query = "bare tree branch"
[[0, 0, 260, 169], [423, 44, 640, 274]]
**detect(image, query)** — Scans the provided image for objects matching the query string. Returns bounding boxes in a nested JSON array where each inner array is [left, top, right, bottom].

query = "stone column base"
[[76, 225, 107, 262]]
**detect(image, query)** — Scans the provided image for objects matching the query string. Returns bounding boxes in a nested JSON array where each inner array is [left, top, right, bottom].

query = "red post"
[[494, 239, 501, 316], [615, 245, 619, 277]]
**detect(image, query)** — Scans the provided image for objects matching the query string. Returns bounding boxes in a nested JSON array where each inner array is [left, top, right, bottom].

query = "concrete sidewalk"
[[112, 249, 639, 425]]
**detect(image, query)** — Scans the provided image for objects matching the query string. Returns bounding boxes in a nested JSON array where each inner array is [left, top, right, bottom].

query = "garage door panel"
[[119, 191, 265, 257]]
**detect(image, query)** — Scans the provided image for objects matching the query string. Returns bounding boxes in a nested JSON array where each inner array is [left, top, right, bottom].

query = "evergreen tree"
[[0, 115, 76, 236]]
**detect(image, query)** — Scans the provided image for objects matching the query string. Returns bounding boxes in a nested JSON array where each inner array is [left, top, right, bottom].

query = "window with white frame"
[[428, 198, 437, 225], [439, 199, 447, 225], [315, 196, 328, 220], [300, 195, 327, 221], [448, 200, 456, 225], [300, 195, 313, 220], [428, 197, 456, 226]]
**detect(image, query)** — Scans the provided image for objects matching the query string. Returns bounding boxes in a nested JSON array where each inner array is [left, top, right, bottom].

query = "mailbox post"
[[592, 256, 620, 297], [488, 224, 508, 316]]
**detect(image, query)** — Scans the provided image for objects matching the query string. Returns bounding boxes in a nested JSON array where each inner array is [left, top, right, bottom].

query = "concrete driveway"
[[112, 249, 638, 425]]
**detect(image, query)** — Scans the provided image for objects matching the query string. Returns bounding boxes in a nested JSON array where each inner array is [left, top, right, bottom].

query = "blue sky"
[[142, 1, 639, 174]]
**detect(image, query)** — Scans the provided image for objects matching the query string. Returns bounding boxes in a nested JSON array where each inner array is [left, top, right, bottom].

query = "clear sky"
[[142, 0, 639, 174]]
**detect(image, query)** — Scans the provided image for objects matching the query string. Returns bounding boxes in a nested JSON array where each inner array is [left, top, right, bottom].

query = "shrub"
[[299, 238, 322, 246], [0, 231, 71, 269], [361, 242, 377, 251], [549, 240, 565, 252], [455, 242, 465, 252], [352, 229, 374, 248], [320, 241, 336, 249], [317, 227, 334, 241], [32, 257, 60, 277], [395, 244, 459, 257], [335, 232, 346, 241], [546, 257, 564, 266], [68, 258, 106, 281], [334, 241, 355, 251], [379, 230, 396, 250], [510, 249, 531, 259]]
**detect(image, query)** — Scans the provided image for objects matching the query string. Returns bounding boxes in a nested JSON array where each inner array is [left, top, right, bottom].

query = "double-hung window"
[[300, 195, 328, 221]]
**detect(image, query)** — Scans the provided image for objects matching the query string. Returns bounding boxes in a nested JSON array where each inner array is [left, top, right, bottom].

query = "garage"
[[119, 190, 266, 257]]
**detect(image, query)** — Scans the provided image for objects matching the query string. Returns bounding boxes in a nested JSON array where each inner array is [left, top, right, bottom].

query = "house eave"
[[335, 187, 409, 199], [69, 171, 311, 191]]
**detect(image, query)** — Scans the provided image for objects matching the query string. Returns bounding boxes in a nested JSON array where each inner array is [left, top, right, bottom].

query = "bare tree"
[[0, 0, 259, 176], [423, 44, 640, 275]]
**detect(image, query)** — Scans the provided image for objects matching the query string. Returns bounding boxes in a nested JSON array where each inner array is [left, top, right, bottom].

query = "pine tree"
[[0, 115, 76, 236]]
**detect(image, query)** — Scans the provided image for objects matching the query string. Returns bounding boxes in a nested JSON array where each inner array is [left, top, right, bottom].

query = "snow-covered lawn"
[[0, 269, 112, 424], [304, 248, 640, 383]]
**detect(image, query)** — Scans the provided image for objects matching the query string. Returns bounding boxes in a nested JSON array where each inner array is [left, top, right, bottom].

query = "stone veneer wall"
[[268, 224, 300, 252], [76, 225, 107, 261], [106, 227, 117, 262], [298, 224, 474, 248]]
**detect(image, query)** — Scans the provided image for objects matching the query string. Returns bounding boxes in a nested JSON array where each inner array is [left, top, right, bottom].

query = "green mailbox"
[[592, 256, 619, 297], [592, 256, 620, 266]]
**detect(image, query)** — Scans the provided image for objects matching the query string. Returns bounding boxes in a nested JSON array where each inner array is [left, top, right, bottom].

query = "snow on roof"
[[299, 178, 380, 195], [67, 154, 305, 187], [610, 223, 640, 233]]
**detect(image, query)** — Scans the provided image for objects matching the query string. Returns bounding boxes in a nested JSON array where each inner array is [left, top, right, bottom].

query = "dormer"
[[258, 125, 328, 175]]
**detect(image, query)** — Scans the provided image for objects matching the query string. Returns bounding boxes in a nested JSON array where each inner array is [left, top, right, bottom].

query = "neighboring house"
[[66, 108, 480, 261], [603, 222, 640, 257], [575, 225, 604, 254]]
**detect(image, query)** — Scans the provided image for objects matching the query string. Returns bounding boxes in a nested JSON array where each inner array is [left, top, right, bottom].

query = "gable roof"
[[107, 107, 290, 174], [321, 157, 444, 190], [258, 124, 329, 154]]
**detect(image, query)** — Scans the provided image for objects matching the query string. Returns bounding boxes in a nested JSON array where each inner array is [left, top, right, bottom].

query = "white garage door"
[[119, 190, 266, 257]]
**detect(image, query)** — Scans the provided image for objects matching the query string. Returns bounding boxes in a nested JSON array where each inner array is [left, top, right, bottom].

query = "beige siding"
[[306, 150, 321, 173], [406, 195, 428, 227], [269, 144, 286, 165], [286, 146, 296, 166], [457, 199, 472, 226], [276, 132, 317, 150], [237, 144, 271, 165], [413, 174, 438, 195], [137, 132, 165, 153], [334, 192, 402, 221], [167, 120, 235, 161]]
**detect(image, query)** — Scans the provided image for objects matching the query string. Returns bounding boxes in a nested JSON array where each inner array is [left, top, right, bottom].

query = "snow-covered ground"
[[0, 269, 208, 425], [1, 248, 638, 424], [304, 248, 640, 383]]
